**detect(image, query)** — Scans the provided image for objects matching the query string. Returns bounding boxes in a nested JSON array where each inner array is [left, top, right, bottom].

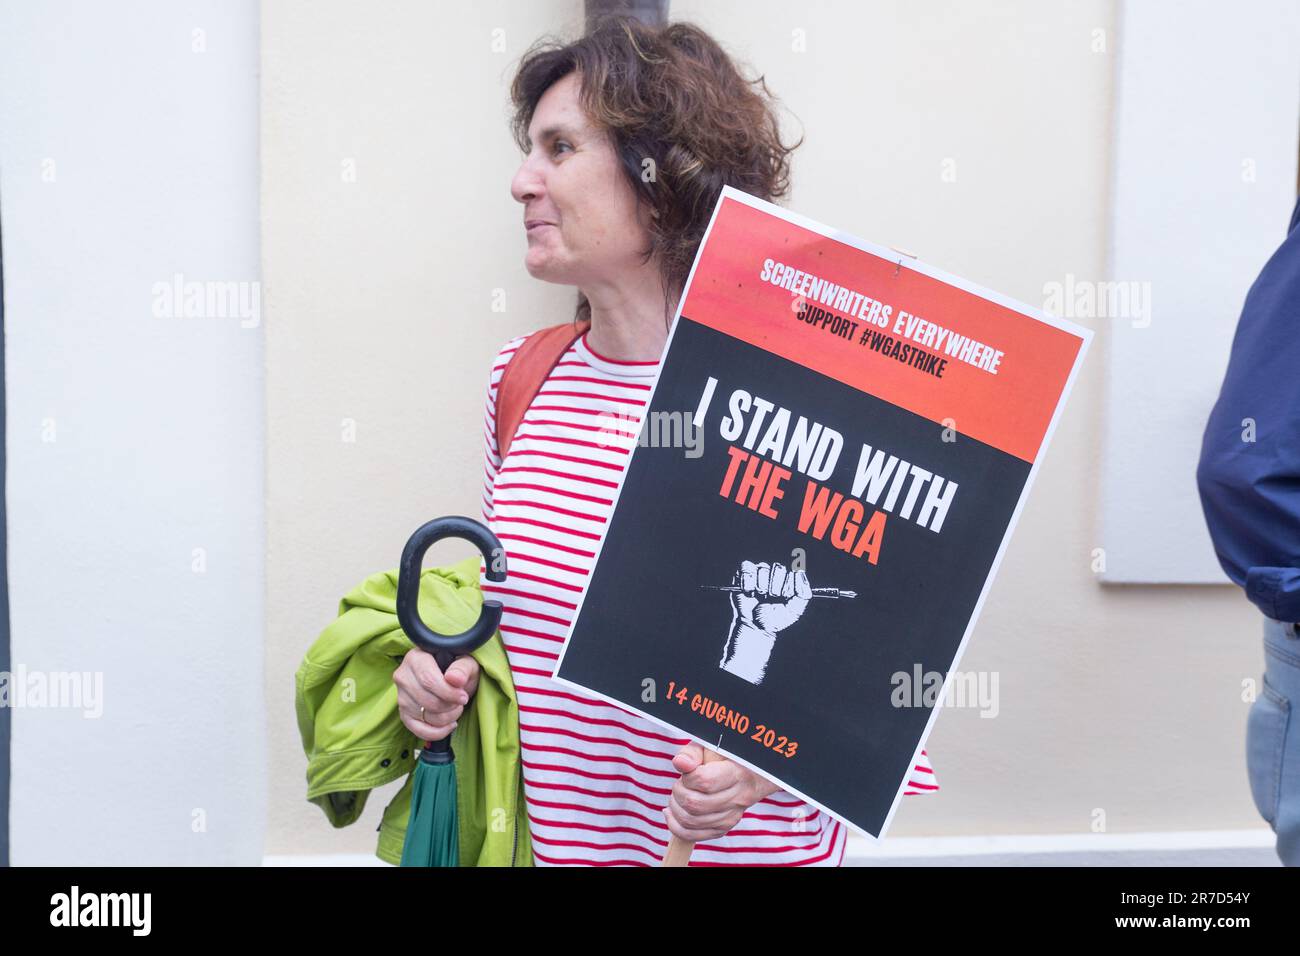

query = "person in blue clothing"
[[1196, 192, 1300, 866]]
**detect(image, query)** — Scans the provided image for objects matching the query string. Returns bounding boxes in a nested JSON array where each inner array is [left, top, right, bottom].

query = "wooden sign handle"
[[662, 748, 726, 867]]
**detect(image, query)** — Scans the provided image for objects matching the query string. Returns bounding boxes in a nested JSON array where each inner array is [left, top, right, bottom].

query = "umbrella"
[[395, 515, 506, 867]]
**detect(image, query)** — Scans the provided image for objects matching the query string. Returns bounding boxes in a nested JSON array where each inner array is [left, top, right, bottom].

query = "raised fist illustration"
[[718, 560, 812, 685]]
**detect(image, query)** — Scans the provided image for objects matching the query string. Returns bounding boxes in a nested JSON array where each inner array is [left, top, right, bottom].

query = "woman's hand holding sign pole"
[[663, 744, 784, 866]]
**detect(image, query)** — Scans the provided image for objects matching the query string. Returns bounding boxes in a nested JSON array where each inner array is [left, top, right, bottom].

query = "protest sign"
[[552, 186, 1091, 841]]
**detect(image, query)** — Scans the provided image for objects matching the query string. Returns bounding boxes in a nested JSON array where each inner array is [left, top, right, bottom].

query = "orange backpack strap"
[[495, 320, 590, 461]]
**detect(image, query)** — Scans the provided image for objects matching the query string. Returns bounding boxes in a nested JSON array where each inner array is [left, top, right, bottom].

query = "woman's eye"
[[552, 140, 572, 156]]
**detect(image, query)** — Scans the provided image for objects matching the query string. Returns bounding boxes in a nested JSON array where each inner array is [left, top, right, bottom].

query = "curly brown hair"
[[509, 14, 803, 331]]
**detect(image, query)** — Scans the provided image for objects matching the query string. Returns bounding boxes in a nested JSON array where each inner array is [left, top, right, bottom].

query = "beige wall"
[[265, 0, 1265, 857]]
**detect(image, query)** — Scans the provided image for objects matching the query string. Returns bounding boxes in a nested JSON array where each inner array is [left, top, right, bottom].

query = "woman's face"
[[511, 71, 652, 289]]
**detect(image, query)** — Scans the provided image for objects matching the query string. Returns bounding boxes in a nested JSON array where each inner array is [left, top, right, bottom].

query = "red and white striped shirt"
[[478, 328, 938, 866]]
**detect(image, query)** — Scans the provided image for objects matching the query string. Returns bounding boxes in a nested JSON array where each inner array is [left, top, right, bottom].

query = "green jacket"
[[294, 554, 533, 866]]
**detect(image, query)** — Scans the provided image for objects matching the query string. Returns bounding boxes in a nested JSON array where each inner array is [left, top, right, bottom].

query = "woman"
[[395, 14, 938, 867]]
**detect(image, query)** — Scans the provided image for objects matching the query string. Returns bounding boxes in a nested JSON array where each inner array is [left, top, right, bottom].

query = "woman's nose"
[[511, 158, 544, 205]]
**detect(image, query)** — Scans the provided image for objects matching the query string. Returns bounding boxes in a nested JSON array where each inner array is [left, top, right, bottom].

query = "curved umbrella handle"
[[396, 516, 507, 763], [396, 515, 507, 669]]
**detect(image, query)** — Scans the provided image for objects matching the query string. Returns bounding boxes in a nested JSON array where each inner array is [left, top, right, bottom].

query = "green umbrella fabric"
[[400, 757, 460, 867]]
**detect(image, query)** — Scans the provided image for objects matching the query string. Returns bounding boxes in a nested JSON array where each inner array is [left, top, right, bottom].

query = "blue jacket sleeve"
[[1195, 195, 1300, 621]]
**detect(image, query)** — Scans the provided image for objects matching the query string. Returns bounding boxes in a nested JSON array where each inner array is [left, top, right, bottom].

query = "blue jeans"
[[1248, 616, 1300, 864]]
